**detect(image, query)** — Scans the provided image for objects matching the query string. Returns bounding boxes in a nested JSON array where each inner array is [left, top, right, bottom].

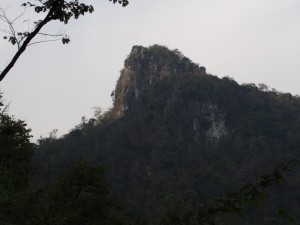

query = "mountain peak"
[[112, 45, 206, 117]]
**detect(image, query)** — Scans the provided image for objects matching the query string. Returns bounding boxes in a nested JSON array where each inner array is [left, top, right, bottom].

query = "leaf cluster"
[[109, 0, 129, 7], [22, 0, 94, 24]]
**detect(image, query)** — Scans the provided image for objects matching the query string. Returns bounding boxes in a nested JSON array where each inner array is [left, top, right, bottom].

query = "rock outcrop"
[[112, 45, 205, 117], [110, 45, 229, 143]]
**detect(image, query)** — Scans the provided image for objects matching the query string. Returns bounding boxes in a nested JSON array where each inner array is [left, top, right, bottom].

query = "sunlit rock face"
[[112, 45, 205, 118], [110, 45, 229, 143], [192, 103, 228, 143]]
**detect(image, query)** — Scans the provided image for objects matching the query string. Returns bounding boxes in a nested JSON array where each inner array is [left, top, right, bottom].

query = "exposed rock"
[[110, 45, 228, 143], [112, 45, 205, 117], [206, 114, 227, 141]]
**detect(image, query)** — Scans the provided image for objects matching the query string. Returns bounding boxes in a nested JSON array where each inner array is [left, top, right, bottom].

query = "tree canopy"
[[0, 93, 125, 225]]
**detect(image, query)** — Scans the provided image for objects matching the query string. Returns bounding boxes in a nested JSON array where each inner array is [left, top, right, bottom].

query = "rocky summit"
[[112, 45, 205, 118]]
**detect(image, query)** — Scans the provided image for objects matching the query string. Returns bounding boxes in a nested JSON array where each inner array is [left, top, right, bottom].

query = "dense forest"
[[1, 45, 300, 225]]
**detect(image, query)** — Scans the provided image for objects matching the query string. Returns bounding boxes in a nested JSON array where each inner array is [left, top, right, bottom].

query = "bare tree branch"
[[28, 38, 63, 46], [37, 32, 64, 37], [0, 8, 53, 81], [0, 8, 26, 49]]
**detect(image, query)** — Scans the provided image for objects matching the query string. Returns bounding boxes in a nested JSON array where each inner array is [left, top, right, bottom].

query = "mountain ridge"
[[36, 45, 300, 225]]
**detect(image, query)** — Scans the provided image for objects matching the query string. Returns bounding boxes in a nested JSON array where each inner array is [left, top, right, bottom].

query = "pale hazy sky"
[[1, 0, 300, 141]]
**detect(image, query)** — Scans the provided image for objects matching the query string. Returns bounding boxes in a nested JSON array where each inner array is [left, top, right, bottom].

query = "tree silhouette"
[[0, 0, 129, 82]]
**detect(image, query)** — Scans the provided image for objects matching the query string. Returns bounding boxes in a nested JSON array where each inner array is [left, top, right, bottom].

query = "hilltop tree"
[[0, 0, 129, 82], [0, 93, 124, 224], [0, 93, 36, 223], [0, 94, 35, 195]]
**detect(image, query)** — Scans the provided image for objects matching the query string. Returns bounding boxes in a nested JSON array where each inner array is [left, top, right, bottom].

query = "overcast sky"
[[1, 0, 300, 141]]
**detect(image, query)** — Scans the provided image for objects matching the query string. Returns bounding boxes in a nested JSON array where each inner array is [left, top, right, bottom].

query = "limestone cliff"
[[112, 45, 205, 117], [111, 45, 228, 142]]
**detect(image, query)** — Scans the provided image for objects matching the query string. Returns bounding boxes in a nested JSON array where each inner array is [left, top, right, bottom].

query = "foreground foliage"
[[0, 94, 125, 225]]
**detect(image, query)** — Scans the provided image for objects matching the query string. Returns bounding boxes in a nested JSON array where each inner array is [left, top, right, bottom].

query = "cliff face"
[[112, 45, 205, 117], [111, 45, 227, 142]]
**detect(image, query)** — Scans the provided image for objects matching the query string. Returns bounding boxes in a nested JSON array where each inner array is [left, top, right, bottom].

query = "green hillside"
[[29, 45, 300, 225]]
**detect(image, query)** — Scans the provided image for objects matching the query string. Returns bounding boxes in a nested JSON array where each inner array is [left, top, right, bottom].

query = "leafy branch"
[[197, 159, 300, 225], [0, 0, 129, 82]]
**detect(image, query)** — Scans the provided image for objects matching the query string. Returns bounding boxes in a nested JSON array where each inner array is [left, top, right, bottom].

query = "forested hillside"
[[2, 45, 299, 225]]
